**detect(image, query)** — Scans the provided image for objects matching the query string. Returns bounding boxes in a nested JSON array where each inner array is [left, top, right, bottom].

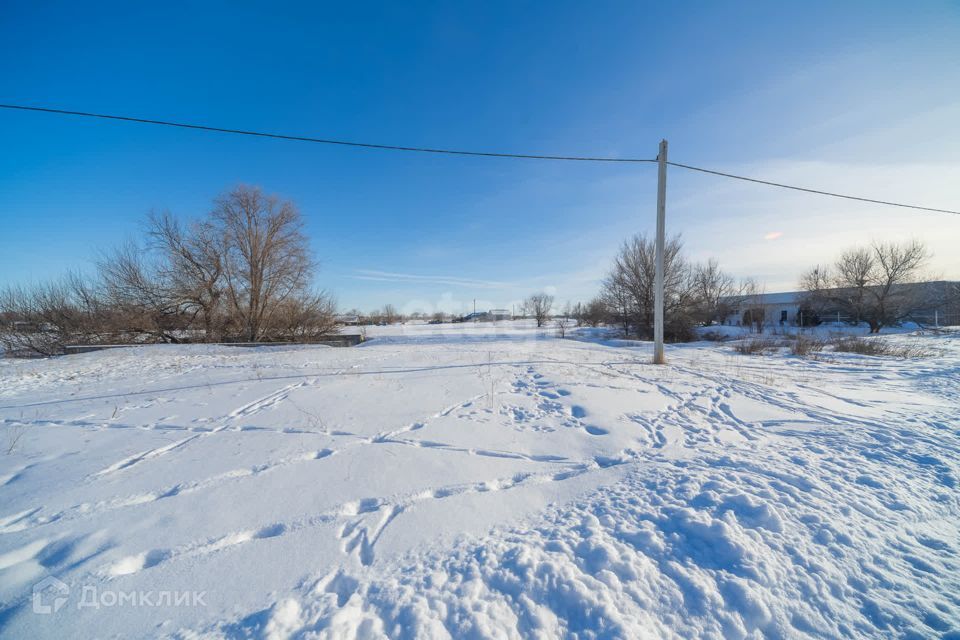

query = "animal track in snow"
[[97, 451, 638, 576]]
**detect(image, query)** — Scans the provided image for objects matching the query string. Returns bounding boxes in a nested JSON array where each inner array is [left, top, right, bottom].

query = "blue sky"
[[2, 1, 959, 314]]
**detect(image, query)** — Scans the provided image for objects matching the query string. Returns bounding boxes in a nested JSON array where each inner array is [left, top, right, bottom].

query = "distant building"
[[721, 280, 959, 328], [459, 309, 512, 322], [334, 314, 361, 326], [723, 291, 802, 327]]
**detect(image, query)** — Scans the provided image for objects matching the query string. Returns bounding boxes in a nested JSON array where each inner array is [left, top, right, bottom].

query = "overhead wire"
[[2, 102, 958, 215]]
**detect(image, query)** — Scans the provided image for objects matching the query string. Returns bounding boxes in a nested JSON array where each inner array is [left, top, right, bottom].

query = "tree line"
[[549, 235, 942, 341], [0, 185, 336, 356], [798, 240, 937, 333], [2, 189, 948, 356]]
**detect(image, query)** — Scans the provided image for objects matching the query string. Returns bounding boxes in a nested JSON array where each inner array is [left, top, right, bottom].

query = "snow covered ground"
[[0, 321, 957, 638]]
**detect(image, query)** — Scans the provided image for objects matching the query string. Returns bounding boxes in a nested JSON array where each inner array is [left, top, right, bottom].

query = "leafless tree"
[[264, 292, 337, 340], [601, 233, 698, 340], [798, 266, 830, 311], [582, 297, 608, 327], [147, 211, 225, 341], [554, 302, 575, 337], [569, 302, 584, 327], [98, 243, 185, 342], [601, 273, 631, 335], [831, 247, 874, 324], [212, 185, 313, 342], [0, 274, 107, 355], [2, 185, 338, 354], [691, 259, 736, 326], [869, 240, 931, 331], [737, 278, 767, 333], [802, 240, 931, 333], [523, 292, 554, 327], [380, 304, 400, 325]]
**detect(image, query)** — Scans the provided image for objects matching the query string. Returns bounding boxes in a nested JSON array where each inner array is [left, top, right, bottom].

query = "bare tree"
[[523, 292, 554, 327], [555, 302, 574, 337], [570, 302, 584, 327], [802, 240, 931, 333], [869, 240, 931, 331], [265, 292, 337, 340], [381, 304, 400, 325], [798, 266, 830, 310], [98, 243, 185, 342], [0, 274, 107, 356], [601, 273, 631, 335], [737, 278, 766, 333], [833, 247, 874, 324], [2, 185, 337, 354], [147, 211, 224, 341], [582, 297, 608, 327], [601, 233, 698, 340], [213, 185, 313, 342], [691, 259, 736, 326]]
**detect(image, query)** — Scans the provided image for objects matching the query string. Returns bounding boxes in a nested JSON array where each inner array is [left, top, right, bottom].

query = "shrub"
[[741, 308, 766, 333], [831, 337, 934, 358], [700, 330, 731, 342], [790, 336, 827, 356], [733, 337, 783, 355]]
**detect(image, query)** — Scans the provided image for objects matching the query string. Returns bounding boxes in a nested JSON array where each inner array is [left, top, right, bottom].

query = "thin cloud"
[[764, 231, 784, 241], [351, 269, 513, 289]]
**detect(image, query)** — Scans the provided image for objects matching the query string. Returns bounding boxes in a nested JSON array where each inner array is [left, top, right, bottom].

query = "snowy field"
[[0, 322, 958, 639]]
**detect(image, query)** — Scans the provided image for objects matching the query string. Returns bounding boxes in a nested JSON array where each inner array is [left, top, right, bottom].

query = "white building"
[[722, 292, 802, 327], [721, 281, 960, 328]]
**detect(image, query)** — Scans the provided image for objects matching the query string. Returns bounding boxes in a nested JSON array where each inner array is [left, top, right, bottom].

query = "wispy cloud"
[[350, 269, 513, 289], [764, 231, 783, 241]]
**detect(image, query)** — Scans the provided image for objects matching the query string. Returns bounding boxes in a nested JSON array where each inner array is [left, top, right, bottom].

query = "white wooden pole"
[[653, 139, 668, 364]]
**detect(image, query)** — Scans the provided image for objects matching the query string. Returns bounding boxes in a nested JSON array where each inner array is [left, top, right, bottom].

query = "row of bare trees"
[[581, 234, 939, 340], [800, 240, 935, 333], [1, 186, 336, 355], [595, 233, 739, 341]]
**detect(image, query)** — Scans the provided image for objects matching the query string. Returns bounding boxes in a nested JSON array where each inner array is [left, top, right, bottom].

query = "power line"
[[0, 103, 655, 164], [2, 102, 959, 216], [667, 161, 960, 216]]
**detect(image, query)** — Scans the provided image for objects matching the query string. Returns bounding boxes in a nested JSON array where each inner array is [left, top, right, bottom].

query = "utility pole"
[[653, 139, 668, 364]]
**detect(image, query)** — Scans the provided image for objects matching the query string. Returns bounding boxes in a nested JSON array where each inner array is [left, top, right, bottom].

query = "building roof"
[[750, 291, 803, 305], [721, 291, 802, 306], [723, 281, 959, 308]]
